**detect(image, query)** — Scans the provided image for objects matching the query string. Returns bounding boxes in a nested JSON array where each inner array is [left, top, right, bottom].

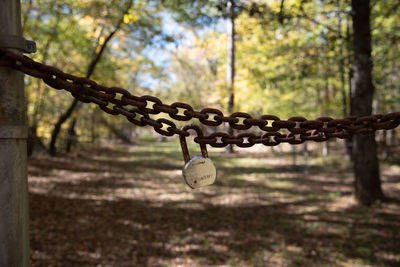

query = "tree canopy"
[[21, 0, 399, 150]]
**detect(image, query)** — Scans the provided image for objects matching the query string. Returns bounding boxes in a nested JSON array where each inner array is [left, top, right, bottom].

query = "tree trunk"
[[351, 0, 384, 205], [322, 142, 329, 156], [303, 142, 309, 174], [337, 0, 348, 118], [226, 0, 235, 153], [65, 117, 77, 152], [345, 13, 354, 158], [49, 98, 79, 155], [383, 60, 397, 160], [99, 116, 133, 144], [27, 126, 45, 157], [91, 109, 97, 147]]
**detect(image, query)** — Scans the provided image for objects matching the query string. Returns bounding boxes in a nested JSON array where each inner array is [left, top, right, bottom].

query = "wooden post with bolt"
[[0, 0, 30, 265]]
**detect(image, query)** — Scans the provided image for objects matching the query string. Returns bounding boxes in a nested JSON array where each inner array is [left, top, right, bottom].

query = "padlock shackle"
[[179, 135, 191, 163], [179, 124, 208, 163]]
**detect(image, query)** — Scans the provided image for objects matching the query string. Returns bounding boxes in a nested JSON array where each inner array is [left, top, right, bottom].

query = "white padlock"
[[180, 124, 217, 189], [183, 156, 216, 189]]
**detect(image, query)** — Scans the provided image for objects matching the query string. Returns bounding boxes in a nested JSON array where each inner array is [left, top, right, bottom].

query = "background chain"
[[1, 48, 399, 147]]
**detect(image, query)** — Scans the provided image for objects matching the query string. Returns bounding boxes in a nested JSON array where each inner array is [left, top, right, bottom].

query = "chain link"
[[1, 48, 399, 148]]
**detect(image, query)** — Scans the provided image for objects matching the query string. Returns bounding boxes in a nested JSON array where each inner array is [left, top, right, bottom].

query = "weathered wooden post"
[[0, 0, 30, 265]]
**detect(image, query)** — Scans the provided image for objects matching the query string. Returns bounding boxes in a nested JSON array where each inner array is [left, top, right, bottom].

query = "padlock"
[[180, 125, 217, 189]]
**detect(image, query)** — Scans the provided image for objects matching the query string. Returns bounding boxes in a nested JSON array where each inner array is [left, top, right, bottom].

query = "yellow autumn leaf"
[[98, 36, 105, 46], [123, 13, 139, 24], [123, 14, 130, 24]]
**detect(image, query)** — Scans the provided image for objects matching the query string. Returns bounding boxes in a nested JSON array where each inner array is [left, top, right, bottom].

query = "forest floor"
[[28, 137, 400, 266]]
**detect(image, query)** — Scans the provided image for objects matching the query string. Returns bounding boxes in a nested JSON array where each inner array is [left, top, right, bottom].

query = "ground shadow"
[[28, 141, 400, 266]]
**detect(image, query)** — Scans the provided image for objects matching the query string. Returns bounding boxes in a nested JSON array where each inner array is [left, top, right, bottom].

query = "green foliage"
[[22, 0, 166, 144], [21, 0, 400, 145], [160, 0, 400, 121]]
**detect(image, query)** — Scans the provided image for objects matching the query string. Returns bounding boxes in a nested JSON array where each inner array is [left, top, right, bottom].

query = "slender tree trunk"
[[351, 0, 384, 205], [65, 117, 77, 152], [292, 145, 297, 169], [48, 0, 132, 156], [383, 60, 396, 160], [303, 142, 309, 174], [337, 0, 352, 158], [91, 109, 97, 146], [322, 61, 330, 156], [226, 0, 235, 153], [345, 13, 353, 158], [337, 0, 348, 118], [49, 98, 78, 155]]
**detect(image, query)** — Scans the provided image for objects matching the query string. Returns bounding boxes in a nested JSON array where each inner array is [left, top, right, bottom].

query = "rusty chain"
[[0, 48, 399, 148]]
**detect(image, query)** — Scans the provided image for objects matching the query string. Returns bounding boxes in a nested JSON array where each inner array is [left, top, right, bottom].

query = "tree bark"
[[48, 1, 132, 156], [226, 0, 235, 153], [65, 117, 77, 152], [351, 0, 384, 205], [49, 98, 78, 155]]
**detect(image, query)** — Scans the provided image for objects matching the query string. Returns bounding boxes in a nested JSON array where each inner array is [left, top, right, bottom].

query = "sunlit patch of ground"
[[28, 137, 400, 266]]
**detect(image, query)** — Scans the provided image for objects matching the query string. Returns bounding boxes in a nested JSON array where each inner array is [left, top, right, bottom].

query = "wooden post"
[[0, 0, 30, 265]]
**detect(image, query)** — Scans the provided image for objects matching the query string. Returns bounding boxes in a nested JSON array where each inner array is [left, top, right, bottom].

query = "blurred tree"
[[48, 0, 133, 156], [163, 0, 265, 152], [351, 0, 383, 205], [226, 0, 235, 153]]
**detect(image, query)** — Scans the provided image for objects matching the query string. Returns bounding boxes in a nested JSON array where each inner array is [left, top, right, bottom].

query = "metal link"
[[208, 132, 230, 147], [121, 95, 146, 109], [169, 102, 193, 120], [127, 109, 149, 127], [229, 112, 252, 130], [113, 106, 136, 118], [153, 103, 178, 115], [153, 118, 176, 136], [0, 48, 399, 148], [262, 132, 282, 146], [199, 108, 224, 126], [139, 95, 162, 114], [288, 116, 308, 134], [259, 115, 280, 132], [184, 110, 208, 120], [235, 133, 256, 147]]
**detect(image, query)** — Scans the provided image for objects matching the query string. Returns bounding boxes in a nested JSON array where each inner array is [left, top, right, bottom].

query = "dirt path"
[[28, 138, 400, 266]]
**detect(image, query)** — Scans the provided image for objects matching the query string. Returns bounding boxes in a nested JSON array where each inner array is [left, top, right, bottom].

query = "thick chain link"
[[1, 48, 399, 147]]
